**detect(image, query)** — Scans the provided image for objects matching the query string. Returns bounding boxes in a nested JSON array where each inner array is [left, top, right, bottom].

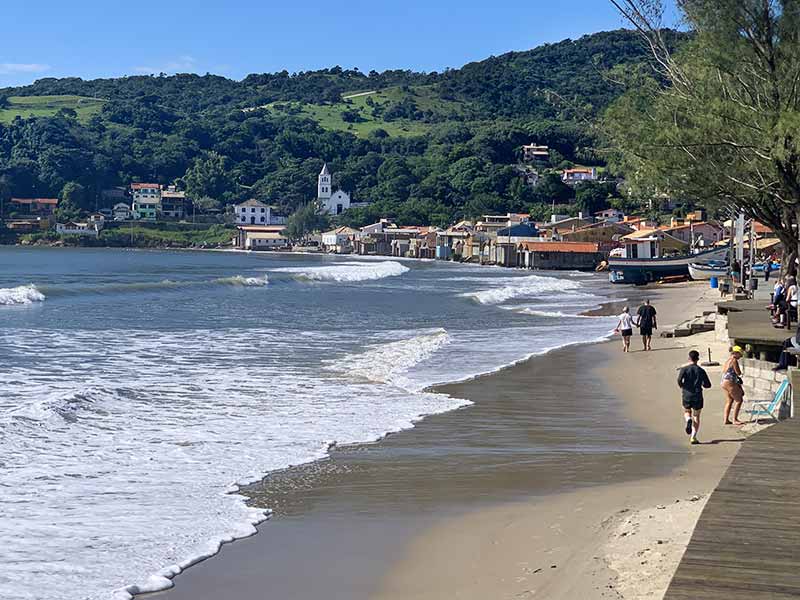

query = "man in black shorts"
[[637, 299, 658, 351], [677, 350, 712, 445]]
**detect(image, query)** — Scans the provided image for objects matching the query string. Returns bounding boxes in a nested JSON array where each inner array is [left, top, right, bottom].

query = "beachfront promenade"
[[665, 417, 800, 599]]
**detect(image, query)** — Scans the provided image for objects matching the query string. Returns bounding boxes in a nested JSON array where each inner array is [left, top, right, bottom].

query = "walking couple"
[[615, 299, 658, 353]]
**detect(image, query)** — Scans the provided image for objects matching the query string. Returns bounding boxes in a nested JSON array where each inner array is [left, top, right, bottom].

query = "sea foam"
[[0, 284, 45, 306], [461, 274, 581, 305], [275, 261, 410, 282]]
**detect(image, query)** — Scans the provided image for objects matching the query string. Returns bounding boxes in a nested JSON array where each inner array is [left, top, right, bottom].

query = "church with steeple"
[[317, 163, 351, 215]]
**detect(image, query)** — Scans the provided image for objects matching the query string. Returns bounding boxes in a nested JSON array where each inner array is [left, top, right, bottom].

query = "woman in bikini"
[[721, 346, 745, 425]]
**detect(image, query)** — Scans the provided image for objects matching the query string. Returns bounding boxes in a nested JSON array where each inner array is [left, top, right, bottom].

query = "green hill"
[[0, 29, 687, 227]]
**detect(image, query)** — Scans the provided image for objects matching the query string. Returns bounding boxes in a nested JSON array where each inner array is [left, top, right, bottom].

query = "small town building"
[[88, 213, 106, 229], [4, 219, 49, 232], [56, 221, 100, 237], [113, 203, 132, 221], [495, 222, 541, 244], [321, 226, 359, 253], [159, 187, 192, 219], [595, 208, 625, 223], [662, 222, 725, 247], [561, 168, 598, 185], [9, 198, 59, 215], [317, 163, 352, 215], [562, 221, 634, 244], [516, 241, 607, 270], [234, 199, 286, 226], [131, 183, 160, 220], [235, 225, 289, 250]]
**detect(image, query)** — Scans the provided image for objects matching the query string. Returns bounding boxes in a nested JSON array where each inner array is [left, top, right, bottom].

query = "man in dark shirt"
[[637, 299, 658, 351], [677, 350, 712, 445]]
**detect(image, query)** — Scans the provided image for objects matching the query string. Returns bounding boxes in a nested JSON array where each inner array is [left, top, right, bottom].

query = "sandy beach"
[[153, 282, 750, 600]]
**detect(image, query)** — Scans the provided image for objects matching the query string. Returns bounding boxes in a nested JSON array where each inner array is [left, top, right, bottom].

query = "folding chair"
[[748, 378, 790, 423]]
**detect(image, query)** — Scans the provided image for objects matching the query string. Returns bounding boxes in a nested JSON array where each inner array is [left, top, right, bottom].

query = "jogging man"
[[636, 299, 658, 351], [677, 350, 712, 445]]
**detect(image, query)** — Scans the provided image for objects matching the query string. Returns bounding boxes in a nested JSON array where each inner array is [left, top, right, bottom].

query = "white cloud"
[[133, 55, 198, 75], [0, 63, 51, 75]]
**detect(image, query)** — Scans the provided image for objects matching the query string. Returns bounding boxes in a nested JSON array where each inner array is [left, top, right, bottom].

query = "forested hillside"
[[0, 29, 686, 226]]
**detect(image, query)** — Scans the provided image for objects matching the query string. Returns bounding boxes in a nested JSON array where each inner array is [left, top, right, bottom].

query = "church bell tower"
[[318, 163, 332, 204]]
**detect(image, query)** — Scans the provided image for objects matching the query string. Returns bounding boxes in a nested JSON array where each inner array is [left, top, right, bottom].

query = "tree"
[[183, 152, 234, 201], [606, 0, 800, 271], [60, 181, 90, 212], [285, 202, 330, 242]]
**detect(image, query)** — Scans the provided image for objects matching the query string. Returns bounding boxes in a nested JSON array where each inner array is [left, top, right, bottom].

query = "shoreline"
[[151, 283, 728, 600]]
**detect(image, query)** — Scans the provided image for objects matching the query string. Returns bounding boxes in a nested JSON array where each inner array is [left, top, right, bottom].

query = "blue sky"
[[0, 0, 680, 87]]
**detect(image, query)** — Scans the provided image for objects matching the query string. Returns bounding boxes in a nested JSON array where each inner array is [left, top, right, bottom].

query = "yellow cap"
[[732, 345, 744, 354]]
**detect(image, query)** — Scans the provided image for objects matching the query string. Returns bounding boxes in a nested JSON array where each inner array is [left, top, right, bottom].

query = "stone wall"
[[715, 312, 730, 344], [741, 358, 791, 419]]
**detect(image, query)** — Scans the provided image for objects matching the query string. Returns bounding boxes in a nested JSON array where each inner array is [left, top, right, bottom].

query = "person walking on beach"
[[614, 306, 634, 353], [678, 350, 712, 445], [721, 346, 746, 425], [636, 299, 658, 351]]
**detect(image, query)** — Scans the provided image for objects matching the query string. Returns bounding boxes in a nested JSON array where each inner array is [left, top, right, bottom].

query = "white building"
[[243, 231, 289, 250], [88, 213, 106, 229], [234, 199, 287, 226], [56, 221, 100, 237], [113, 203, 132, 221], [317, 163, 351, 215], [321, 226, 359, 253]]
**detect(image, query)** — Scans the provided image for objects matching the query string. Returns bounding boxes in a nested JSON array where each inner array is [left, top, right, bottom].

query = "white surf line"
[[342, 90, 377, 99]]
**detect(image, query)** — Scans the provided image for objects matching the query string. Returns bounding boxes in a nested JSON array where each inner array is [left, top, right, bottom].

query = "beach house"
[[516, 241, 606, 270], [56, 221, 100, 237], [235, 225, 289, 250], [321, 226, 359, 253]]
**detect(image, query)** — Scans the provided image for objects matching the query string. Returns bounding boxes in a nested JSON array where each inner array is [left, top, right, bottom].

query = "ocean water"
[[0, 247, 617, 600]]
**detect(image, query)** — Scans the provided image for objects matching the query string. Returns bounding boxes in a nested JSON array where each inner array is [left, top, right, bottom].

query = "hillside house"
[[160, 187, 192, 219], [562, 168, 598, 185], [522, 144, 550, 163], [113, 203, 132, 221], [9, 198, 58, 216]]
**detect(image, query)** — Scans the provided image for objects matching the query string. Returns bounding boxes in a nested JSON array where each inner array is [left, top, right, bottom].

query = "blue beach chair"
[[748, 378, 790, 423]]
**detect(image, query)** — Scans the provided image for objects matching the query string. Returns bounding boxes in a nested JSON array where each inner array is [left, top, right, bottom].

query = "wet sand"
[[154, 283, 741, 600]]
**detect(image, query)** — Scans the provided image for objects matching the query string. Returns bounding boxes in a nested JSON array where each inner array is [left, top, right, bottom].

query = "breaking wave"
[[0, 284, 46, 306], [215, 274, 270, 287], [275, 261, 410, 283], [461, 275, 581, 305], [331, 328, 451, 391]]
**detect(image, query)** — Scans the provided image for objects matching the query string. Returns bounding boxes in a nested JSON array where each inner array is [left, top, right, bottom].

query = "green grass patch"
[[266, 85, 471, 138], [0, 95, 106, 123]]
